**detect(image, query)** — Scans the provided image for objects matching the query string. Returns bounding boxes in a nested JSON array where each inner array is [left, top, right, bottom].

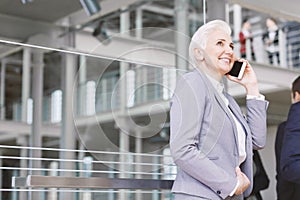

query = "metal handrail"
[[12, 175, 173, 190]]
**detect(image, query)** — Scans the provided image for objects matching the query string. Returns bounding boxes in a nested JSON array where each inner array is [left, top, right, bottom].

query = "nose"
[[225, 45, 234, 55]]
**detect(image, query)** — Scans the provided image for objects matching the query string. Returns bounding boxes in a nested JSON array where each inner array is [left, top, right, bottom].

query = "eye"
[[216, 41, 224, 46], [230, 43, 234, 50]]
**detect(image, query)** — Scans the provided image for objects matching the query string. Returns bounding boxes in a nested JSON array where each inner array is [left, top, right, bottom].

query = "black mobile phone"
[[227, 61, 246, 79]]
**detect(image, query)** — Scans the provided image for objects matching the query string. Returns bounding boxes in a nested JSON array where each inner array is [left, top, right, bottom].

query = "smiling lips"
[[220, 58, 231, 65]]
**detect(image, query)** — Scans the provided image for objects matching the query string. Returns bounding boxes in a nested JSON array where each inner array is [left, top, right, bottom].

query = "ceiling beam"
[[0, 13, 63, 41], [0, 120, 60, 142], [229, 0, 300, 23], [64, 0, 142, 28]]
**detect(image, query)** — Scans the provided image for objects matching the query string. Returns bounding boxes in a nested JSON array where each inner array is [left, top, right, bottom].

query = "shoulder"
[[287, 102, 300, 120], [173, 70, 210, 105], [275, 121, 286, 141], [176, 69, 208, 91], [289, 101, 300, 112]]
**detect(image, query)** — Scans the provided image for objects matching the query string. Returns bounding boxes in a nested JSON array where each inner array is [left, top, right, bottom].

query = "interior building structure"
[[0, 0, 300, 199]]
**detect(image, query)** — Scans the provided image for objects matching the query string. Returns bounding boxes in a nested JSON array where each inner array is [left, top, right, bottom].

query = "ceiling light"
[[92, 21, 111, 45], [21, 0, 33, 4], [80, 0, 101, 16]]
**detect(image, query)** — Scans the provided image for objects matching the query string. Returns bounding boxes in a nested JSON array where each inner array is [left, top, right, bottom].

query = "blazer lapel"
[[227, 98, 251, 136], [213, 90, 240, 146]]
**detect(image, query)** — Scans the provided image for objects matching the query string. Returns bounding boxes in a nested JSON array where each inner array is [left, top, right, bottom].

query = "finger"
[[235, 167, 241, 174], [226, 74, 239, 82]]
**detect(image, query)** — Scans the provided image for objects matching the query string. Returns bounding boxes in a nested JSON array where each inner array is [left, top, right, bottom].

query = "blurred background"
[[0, 0, 299, 199]]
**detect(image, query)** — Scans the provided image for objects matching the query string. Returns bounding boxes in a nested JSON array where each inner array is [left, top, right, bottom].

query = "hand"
[[234, 167, 250, 195], [226, 58, 260, 96]]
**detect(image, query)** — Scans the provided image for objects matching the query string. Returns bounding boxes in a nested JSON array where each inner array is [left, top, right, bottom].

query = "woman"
[[262, 17, 280, 65], [239, 18, 255, 60], [170, 20, 269, 200]]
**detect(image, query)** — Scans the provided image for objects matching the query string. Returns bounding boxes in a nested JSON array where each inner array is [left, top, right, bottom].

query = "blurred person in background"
[[262, 17, 280, 65], [275, 75, 300, 200], [239, 18, 255, 61], [245, 150, 269, 200]]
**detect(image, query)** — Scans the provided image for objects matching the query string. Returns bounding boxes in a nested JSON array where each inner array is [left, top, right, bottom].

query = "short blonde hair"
[[189, 20, 232, 64]]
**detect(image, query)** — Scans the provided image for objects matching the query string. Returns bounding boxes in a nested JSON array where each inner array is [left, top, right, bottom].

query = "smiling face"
[[200, 29, 235, 80]]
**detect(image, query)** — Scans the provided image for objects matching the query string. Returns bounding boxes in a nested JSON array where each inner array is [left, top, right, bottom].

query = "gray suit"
[[170, 69, 268, 199]]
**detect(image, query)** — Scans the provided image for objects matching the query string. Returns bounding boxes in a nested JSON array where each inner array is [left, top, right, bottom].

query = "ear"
[[295, 91, 300, 103], [194, 48, 204, 61]]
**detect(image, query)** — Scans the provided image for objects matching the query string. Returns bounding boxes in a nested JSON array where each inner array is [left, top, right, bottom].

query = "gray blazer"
[[170, 69, 268, 199]]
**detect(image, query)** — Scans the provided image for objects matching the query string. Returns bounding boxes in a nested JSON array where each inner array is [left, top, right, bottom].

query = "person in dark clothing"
[[262, 17, 280, 65], [245, 150, 269, 200], [275, 75, 300, 200]]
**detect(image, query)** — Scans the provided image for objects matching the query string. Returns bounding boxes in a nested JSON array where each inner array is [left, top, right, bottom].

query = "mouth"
[[219, 58, 231, 65]]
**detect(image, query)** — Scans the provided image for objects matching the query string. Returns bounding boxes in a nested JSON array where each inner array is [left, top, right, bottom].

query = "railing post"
[[47, 162, 58, 200], [0, 150, 3, 200], [135, 129, 143, 200], [279, 29, 287, 68], [82, 157, 93, 200], [246, 38, 252, 61], [0, 59, 6, 120], [17, 136, 28, 200]]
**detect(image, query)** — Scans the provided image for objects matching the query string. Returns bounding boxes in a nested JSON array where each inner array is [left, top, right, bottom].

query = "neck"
[[202, 67, 222, 82]]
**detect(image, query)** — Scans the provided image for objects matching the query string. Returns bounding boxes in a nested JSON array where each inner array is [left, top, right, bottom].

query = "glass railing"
[[1, 145, 176, 200]]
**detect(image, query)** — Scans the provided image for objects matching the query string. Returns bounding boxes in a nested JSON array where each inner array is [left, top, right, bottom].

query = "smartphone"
[[227, 61, 246, 79]]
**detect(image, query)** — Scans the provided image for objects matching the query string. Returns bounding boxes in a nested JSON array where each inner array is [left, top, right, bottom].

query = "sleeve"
[[170, 74, 237, 199], [246, 99, 269, 149], [275, 122, 286, 176], [280, 102, 300, 183]]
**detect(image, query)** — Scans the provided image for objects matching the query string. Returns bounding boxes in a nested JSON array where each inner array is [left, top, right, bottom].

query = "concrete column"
[[22, 47, 31, 123], [79, 55, 87, 116], [30, 50, 44, 200], [60, 53, 77, 200], [0, 60, 6, 120], [175, 0, 189, 71], [207, 0, 226, 21], [203, 0, 206, 24], [135, 8, 143, 39], [119, 7, 130, 200], [31, 50, 43, 166], [232, 4, 242, 58], [233, 4, 242, 41]]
